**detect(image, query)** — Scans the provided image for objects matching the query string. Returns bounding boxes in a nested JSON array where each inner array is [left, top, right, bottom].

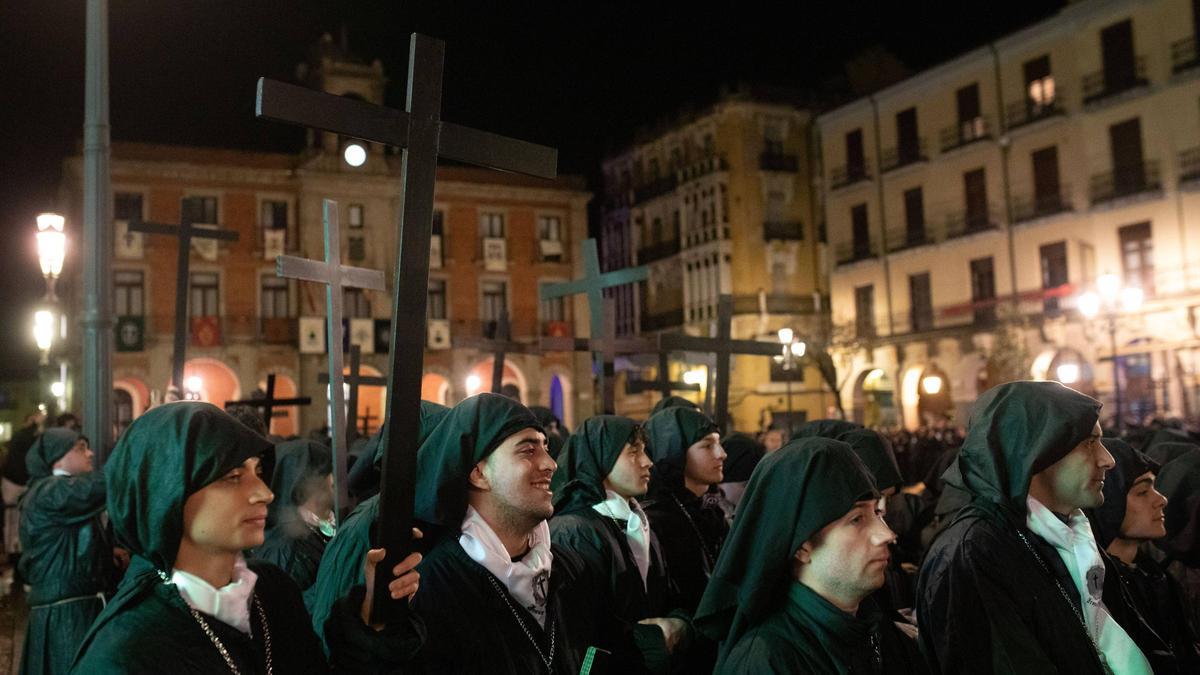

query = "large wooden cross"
[[540, 239, 649, 412], [626, 351, 702, 397], [318, 344, 388, 445], [127, 197, 239, 392], [276, 199, 386, 519], [453, 308, 537, 393], [224, 373, 313, 433], [257, 33, 556, 622]]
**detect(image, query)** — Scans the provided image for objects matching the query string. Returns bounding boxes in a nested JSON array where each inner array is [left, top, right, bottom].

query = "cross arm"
[[539, 267, 650, 302], [276, 255, 387, 291], [224, 396, 312, 409], [452, 336, 538, 354], [658, 334, 782, 357], [539, 335, 657, 354], [257, 78, 410, 148], [438, 121, 557, 179], [318, 372, 390, 388], [127, 221, 239, 241]]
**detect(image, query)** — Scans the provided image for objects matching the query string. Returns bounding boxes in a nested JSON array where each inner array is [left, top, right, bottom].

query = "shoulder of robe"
[[73, 587, 194, 669], [248, 558, 304, 598], [718, 625, 809, 675]]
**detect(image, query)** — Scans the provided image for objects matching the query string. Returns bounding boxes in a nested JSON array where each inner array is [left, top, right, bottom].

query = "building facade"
[[818, 0, 1200, 428], [59, 35, 591, 437]]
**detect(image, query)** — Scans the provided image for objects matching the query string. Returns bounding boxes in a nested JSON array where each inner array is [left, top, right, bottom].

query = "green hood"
[[1155, 447, 1200, 565], [26, 427, 81, 481], [368, 401, 451, 470], [795, 420, 903, 492], [551, 415, 640, 513], [266, 439, 332, 529], [1146, 441, 1199, 468], [105, 401, 275, 571], [694, 437, 878, 653], [644, 406, 719, 494], [413, 393, 542, 527], [650, 395, 701, 415], [721, 433, 764, 483], [1087, 438, 1157, 549], [954, 381, 1100, 517], [794, 419, 861, 440]]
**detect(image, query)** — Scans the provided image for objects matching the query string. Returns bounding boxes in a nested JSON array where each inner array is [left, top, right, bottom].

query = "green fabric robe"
[[253, 439, 333, 591]]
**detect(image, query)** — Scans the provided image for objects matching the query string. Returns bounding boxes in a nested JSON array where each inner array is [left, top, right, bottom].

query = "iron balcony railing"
[[1089, 160, 1162, 205], [1172, 36, 1199, 73], [633, 174, 678, 204], [830, 163, 871, 189], [678, 155, 728, 182], [1011, 186, 1073, 223], [885, 225, 933, 252], [1082, 56, 1148, 104], [835, 239, 881, 266], [1005, 89, 1067, 129], [939, 116, 992, 153], [944, 206, 1001, 239], [763, 220, 804, 241], [881, 138, 928, 173]]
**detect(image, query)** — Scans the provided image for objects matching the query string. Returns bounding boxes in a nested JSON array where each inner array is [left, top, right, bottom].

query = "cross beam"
[[224, 373, 312, 432], [276, 199, 386, 521], [127, 198, 239, 392], [318, 344, 389, 445], [452, 308, 538, 393], [256, 33, 557, 624], [626, 351, 702, 396]]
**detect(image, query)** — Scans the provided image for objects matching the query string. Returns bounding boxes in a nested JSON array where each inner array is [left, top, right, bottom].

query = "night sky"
[[0, 0, 1064, 379]]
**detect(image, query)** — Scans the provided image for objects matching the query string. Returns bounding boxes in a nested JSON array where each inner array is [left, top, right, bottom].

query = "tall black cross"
[[657, 295, 781, 433], [540, 239, 649, 413], [257, 33, 557, 622], [626, 351, 702, 397], [127, 197, 239, 392], [224, 373, 313, 433], [318, 344, 388, 446], [277, 199, 386, 519], [453, 308, 536, 393]]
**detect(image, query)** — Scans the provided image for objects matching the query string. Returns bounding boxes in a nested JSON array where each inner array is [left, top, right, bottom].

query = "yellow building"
[[818, 0, 1200, 428], [602, 87, 831, 431]]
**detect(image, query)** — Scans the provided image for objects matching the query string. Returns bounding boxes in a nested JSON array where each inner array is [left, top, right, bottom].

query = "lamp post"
[[36, 214, 66, 302], [776, 328, 807, 436], [1078, 273, 1144, 433]]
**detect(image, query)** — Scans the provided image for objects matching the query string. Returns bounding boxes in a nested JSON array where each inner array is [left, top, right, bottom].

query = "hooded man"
[[1087, 438, 1200, 672], [549, 415, 691, 673], [253, 439, 335, 591], [1154, 447, 1200, 638], [530, 406, 569, 460], [650, 395, 701, 416], [694, 437, 925, 674], [714, 433, 764, 522], [4, 409, 45, 571], [70, 402, 423, 673], [917, 381, 1160, 674], [17, 428, 111, 675]]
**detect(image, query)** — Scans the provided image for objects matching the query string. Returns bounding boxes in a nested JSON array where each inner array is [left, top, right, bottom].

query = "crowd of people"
[[3, 380, 1200, 673]]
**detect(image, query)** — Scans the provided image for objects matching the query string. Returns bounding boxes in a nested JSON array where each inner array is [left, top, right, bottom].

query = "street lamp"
[[183, 376, 204, 401], [33, 309, 55, 365], [36, 213, 66, 302], [777, 328, 807, 436], [1078, 273, 1143, 432]]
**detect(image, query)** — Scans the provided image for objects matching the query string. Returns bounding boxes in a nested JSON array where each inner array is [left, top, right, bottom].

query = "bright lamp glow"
[[1077, 291, 1100, 318], [921, 374, 944, 395], [682, 368, 706, 386], [1097, 273, 1120, 301], [343, 143, 367, 167], [777, 327, 794, 345], [465, 374, 482, 393], [790, 340, 806, 358], [33, 310, 54, 351], [36, 213, 66, 278], [1056, 363, 1080, 384], [1121, 286, 1144, 311], [50, 381, 65, 398], [184, 376, 203, 393]]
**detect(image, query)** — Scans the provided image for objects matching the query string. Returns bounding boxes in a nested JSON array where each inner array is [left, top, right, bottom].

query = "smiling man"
[[917, 381, 1158, 675]]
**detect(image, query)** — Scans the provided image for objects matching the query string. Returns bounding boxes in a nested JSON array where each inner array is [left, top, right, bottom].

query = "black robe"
[[641, 486, 726, 613], [408, 531, 599, 674], [253, 518, 330, 592], [1111, 550, 1200, 672]]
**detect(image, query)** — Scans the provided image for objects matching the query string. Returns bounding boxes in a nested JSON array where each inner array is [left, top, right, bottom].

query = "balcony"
[[637, 238, 681, 264], [1180, 148, 1200, 184], [885, 225, 933, 252], [763, 220, 804, 241], [944, 207, 1001, 239], [760, 152, 800, 172], [633, 175, 677, 204], [258, 317, 298, 345], [880, 138, 928, 173], [939, 116, 992, 153], [1088, 161, 1162, 206], [1005, 91, 1067, 130], [835, 240, 880, 266], [830, 163, 871, 190], [1172, 36, 1200, 74], [1082, 56, 1148, 105], [1012, 186, 1073, 223], [678, 155, 728, 182]]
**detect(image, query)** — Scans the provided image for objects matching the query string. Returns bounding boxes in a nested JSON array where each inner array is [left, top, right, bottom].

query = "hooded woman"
[[70, 402, 422, 674], [18, 428, 111, 675], [252, 439, 335, 591]]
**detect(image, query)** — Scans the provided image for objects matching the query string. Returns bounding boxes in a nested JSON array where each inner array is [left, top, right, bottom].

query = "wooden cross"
[[276, 199, 386, 520], [127, 197, 239, 392], [359, 406, 381, 437], [452, 308, 537, 393], [626, 351, 702, 397], [318, 344, 388, 446], [657, 295, 781, 433], [224, 373, 313, 433], [540, 239, 650, 412], [257, 33, 557, 623]]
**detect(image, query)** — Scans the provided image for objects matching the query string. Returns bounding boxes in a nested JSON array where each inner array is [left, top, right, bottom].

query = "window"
[[1040, 241, 1068, 313], [428, 279, 447, 320], [851, 203, 870, 257], [896, 107, 920, 163], [182, 196, 218, 224], [348, 204, 364, 229], [260, 275, 290, 319], [481, 280, 508, 322], [261, 200, 287, 230], [114, 271, 144, 316], [540, 283, 565, 322], [344, 289, 370, 318], [909, 273, 933, 333], [1024, 55, 1055, 108], [903, 187, 925, 246], [766, 190, 787, 223], [114, 193, 143, 222], [432, 209, 445, 237], [189, 272, 219, 316], [1119, 222, 1154, 295], [1109, 118, 1146, 195], [855, 285, 875, 338], [763, 120, 785, 156], [970, 257, 996, 324], [1100, 19, 1137, 92], [956, 83, 984, 140], [963, 168, 989, 230], [538, 215, 562, 241], [479, 211, 505, 238], [1031, 146, 1062, 213], [845, 129, 865, 179]]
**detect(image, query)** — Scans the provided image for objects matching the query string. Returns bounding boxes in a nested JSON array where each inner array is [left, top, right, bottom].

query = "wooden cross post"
[[318, 344, 389, 445], [657, 295, 781, 434], [540, 239, 649, 413], [224, 373, 313, 433], [276, 199, 386, 520], [453, 308, 538, 393], [626, 351, 702, 397], [359, 407, 381, 436], [127, 197, 239, 392], [257, 33, 557, 623]]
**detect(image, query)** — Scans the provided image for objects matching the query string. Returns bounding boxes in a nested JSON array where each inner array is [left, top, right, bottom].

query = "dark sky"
[[0, 0, 1064, 378]]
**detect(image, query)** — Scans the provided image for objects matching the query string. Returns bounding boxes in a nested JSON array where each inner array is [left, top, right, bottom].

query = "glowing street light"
[[33, 309, 55, 361], [682, 368, 706, 386], [343, 143, 367, 167], [36, 213, 66, 302], [921, 374, 944, 395], [50, 381, 65, 398], [465, 374, 482, 394], [1076, 273, 1145, 432], [1056, 363, 1081, 384], [184, 376, 204, 400]]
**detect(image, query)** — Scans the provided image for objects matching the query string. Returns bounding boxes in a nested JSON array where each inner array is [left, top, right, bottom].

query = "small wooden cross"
[[318, 344, 388, 445], [224, 373, 313, 433], [626, 351, 702, 397], [452, 308, 537, 393], [127, 197, 239, 392]]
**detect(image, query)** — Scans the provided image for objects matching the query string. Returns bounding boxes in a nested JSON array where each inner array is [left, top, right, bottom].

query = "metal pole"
[[785, 371, 793, 436], [83, 0, 113, 457], [1111, 315, 1123, 434]]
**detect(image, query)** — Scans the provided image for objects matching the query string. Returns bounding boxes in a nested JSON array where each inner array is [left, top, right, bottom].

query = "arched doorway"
[[113, 389, 134, 438], [852, 368, 896, 427], [257, 374, 299, 438], [421, 372, 449, 405], [465, 359, 528, 402], [182, 358, 241, 408], [346, 364, 386, 436], [916, 364, 953, 425], [1030, 347, 1095, 394]]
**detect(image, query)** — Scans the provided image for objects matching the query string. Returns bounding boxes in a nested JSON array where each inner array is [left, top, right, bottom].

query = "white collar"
[[52, 468, 71, 477], [170, 555, 258, 635], [459, 505, 553, 627], [593, 489, 652, 588]]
